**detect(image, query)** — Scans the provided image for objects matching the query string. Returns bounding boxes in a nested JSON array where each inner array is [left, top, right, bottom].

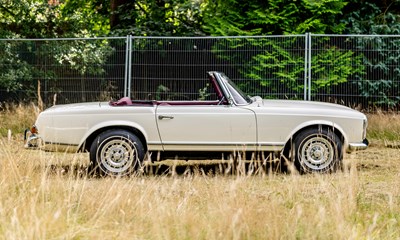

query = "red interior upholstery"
[[110, 97, 132, 106], [157, 100, 219, 106], [110, 98, 220, 106], [110, 74, 225, 107]]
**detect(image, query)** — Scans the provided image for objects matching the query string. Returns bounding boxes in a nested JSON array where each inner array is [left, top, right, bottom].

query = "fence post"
[[304, 33, 308, 101], [307, 33, 312, 101], [127, 35, 132, 99], [123, 35, 133, 98], [124, 35, 129, 97]]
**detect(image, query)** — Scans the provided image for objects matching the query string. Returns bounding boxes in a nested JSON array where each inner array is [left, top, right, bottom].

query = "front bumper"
[[348, 139, 369, 152]]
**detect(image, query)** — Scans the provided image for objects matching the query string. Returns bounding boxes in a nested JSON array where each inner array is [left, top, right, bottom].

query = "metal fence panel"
[[0, 37, 127, 105], [310, 34, 400, 111], [130, 36, 306, 101], [2, 35, 400, 112]]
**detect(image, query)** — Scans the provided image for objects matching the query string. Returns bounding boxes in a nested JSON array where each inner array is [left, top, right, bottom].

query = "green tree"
[[0, 0, 109, 38], [341, 0, 400, 107], [202, 0, 360, 97], [109, 0, 203, 36], [202, 0, 347, 36], [0, 42, 33, 92], [60, 0, 110, 36], [0, 0, 114, 100]]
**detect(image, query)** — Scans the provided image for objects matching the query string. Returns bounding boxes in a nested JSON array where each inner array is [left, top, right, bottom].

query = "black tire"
[[89, 129, 145, 176], [291, 128, 343, 174]]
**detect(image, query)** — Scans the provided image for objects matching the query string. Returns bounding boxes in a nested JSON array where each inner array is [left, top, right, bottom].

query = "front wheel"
[[89, 129, 145, 176], [291, 128, 343, 174]]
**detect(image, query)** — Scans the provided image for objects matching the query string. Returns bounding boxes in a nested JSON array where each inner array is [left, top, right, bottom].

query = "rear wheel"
[[291, 128, 343, 174], [89, 129, 145, 176]]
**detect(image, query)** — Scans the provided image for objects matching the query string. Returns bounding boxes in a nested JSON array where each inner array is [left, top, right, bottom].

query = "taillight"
[[31, 125, 38, 134]]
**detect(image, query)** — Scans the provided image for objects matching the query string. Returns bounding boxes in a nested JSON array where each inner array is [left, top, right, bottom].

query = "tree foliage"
[[0, 0, 109, 38], [202, 0, 362, 96], [0, 42, 33, 92], [341, 0, 400, 107], [1, 0, 400, 105], [202, 0, 347, 36], [0, 0, 114, 98], [109, 0, 203, 36]]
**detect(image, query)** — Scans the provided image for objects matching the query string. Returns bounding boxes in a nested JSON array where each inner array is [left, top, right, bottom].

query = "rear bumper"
[[24, 128, 42, 149], [348, 139, 369, 152]]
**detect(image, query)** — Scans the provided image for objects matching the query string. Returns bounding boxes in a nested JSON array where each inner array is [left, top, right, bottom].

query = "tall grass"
[[0, 103, 39, 137], [367, 112, 400, 147], [1, 104, 400, 239], [1, 140, 400, 239]]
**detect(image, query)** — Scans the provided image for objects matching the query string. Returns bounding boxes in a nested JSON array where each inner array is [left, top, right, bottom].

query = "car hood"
[[250, 98, 366, 119]]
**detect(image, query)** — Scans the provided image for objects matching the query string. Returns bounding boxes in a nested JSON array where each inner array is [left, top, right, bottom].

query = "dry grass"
[[0, 103, 40, 137], [0, 105, 400, 239], [367, 112, 400, 148]]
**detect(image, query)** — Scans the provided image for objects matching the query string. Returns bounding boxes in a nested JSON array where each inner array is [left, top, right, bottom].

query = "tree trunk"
[[110, 0, 131, 30]]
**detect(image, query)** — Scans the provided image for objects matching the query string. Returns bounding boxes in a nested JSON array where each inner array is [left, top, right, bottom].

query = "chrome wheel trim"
[[298, 135, 335, 171], [98, 136, 138, 175]]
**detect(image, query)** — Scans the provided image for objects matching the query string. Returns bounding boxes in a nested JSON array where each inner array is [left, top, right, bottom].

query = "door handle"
[[158, 115, 174, 120]]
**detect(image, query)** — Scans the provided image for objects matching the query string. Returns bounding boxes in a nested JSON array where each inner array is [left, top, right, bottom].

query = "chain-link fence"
[[1, 35, 400, 111], [0, 37, 127, 105], [310, 34, 400, 111], [129, 36, 306, 101]]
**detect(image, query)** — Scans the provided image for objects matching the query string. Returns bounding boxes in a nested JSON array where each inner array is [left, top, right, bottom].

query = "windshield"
[[218, 73, 252, 105]]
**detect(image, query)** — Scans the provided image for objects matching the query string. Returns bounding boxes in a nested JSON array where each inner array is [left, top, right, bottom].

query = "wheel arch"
[[283, 122, 347, 153], [78, 125, 148, 153]]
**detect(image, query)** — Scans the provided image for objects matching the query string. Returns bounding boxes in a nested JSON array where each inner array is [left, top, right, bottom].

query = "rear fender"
[[78, 120, 149, 151]]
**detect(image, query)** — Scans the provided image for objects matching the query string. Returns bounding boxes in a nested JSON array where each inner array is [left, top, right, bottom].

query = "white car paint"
[[30, 72, 368, 157]]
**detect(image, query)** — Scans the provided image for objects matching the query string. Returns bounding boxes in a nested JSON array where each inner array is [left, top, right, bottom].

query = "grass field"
[[1, 104, 400, 239]]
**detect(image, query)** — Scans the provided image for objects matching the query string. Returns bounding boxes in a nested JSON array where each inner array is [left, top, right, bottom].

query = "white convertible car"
[[25, 71, 368, 175]]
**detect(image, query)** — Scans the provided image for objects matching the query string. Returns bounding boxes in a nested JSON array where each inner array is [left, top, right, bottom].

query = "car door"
[[156, 104, 257, 151]]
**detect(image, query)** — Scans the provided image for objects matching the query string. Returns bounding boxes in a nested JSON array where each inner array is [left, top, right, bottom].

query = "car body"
[[25, 71, 368, 175]]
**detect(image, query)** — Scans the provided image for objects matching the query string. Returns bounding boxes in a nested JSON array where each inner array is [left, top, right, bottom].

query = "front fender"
[[285, 120, 348, 146]]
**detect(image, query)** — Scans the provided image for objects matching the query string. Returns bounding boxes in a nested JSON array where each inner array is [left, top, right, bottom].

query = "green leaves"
[[202, 0, 347, 36], [110, 0, 203, 36], [0, 42, 33, 91], [311, 45, 364, 93], [1, 0, 400, 107], [340, 1, 400, 107], [54, 40, 113, 76]]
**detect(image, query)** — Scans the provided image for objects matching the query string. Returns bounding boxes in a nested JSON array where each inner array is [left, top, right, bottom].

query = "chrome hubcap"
[[299, 135, 335, 171], [98, 137, 138, 174]]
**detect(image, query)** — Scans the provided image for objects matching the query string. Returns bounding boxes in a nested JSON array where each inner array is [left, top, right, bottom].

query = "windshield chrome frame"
[[214, 72, 252, 106]]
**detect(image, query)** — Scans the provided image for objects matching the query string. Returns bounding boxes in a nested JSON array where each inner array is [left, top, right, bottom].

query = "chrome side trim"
[[159, 142, 285, 152], [42, 143, 80, 153]]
